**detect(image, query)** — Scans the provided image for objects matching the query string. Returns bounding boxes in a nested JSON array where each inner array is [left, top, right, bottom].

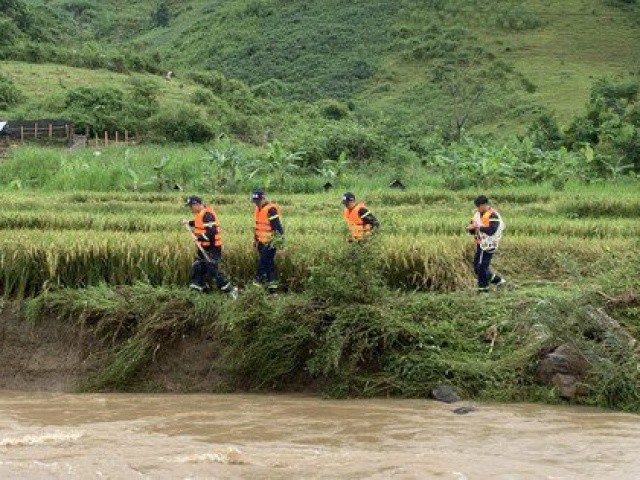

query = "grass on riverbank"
[[2, 179, 638, 410], [21, 275, 640, 411]]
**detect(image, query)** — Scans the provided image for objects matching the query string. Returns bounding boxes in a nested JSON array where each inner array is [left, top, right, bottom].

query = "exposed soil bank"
[[0, 308, 225, 393], [0, 309, 91, 391]]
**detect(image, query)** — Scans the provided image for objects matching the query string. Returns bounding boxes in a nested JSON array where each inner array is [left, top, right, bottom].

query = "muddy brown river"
[[1, 392, 639, 479]]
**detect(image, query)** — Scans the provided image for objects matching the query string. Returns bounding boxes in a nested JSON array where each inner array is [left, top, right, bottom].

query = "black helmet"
[[342, 192, 356, 204], [474, 195, 490, 207], [185, 195, 203, 206], [251, 189, 266, 202]]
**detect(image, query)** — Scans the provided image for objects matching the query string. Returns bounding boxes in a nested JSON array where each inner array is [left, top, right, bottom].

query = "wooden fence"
[[15, 122, 72, 142], [2, 120, 138, 148], [84, 128, 137, 148]]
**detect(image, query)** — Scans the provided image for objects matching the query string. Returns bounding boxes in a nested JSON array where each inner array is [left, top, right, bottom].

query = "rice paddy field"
[[0, 183, 638, 297], [1, 160, 639, 410]]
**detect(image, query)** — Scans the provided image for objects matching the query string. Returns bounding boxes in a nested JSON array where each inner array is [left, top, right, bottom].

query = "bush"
[[128, 75, 160, 116], [562, 79, 640, 172], [191, 89, 214, 106], [64, 86, 127, 133], [495, 6, 543, 31], [149, 106, 214, 143], [227, 114, 267, 144], [62, 82, 164, 135], [251, 78, 287, 98], [317, 99, 351, 120], [527, 112, 563, 150], [188, 71, 227, 94], [151, 1, 171, 27], [64, 85, 151, 134], [0, 74, 24, 109], [0, 18, 23, 46], [324, 124, 388, 164], [307, 241, 385, 304]]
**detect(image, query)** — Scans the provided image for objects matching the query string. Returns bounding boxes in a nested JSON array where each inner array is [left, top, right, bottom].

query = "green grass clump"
[[22, 278, 640, 411]]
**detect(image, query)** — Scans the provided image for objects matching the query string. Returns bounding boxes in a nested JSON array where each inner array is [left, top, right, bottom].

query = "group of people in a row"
[[182, 190, 505, 298]]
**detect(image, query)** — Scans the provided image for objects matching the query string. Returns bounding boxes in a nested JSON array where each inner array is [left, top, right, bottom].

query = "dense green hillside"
[[2, 0, 639, 136]]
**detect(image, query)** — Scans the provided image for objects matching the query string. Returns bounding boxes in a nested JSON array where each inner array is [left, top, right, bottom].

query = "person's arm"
[[196, 212, 218, 243], [478, 212, 500, 236], [268, 207, 284, 235], [358, 207, 380, 229]]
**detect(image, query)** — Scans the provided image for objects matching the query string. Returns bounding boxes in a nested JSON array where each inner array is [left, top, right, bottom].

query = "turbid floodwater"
[[1, 392, 639, 479]]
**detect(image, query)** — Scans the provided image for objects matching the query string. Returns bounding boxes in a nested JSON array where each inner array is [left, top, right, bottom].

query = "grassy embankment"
[[1, 147, 638, 410]]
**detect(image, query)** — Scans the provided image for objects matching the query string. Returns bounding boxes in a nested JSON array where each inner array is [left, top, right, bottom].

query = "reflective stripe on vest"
[[194, 206, 222, 248], [343, 202, 373, 240], [255, 203, 281, 244]]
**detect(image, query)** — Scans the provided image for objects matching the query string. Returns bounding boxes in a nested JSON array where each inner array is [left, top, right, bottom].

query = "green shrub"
[[64, 85, 128, 133], [128, 75, 160, 117], [306, 241, 385, 304], [0, 18, 23, 46], [317, 99, 351, 120], [527, 112, 563, 150], [227, 114, 266, 143], [251, 78, 287, 98], [191, 88, 214, 106], [150, 106, 214, 143], [188, 71, 227, 94], [495, 6, 543, 31], [324, 123, 388, 164], [151, 1, 171, 27], [0, 74, 24, 109], [562, 79, 640, 172]]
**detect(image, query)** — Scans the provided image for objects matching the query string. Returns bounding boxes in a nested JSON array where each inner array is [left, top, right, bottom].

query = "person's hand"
[[276, 249, 286, 259], [181, 218, 190, 226], [465, 223, 476, 232]]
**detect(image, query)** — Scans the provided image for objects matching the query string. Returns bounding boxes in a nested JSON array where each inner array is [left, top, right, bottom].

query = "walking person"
[[252, 189, 284, 294], [342, 192, 380, 242], [182, 196, 238, 298], [466, 195, 506, 293]]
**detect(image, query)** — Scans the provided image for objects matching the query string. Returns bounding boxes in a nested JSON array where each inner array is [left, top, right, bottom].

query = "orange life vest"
[[194, 206, 222, 248], [255, 202, 281, 244], [473, 207, 496, 244], [344, 202, 372, 240]]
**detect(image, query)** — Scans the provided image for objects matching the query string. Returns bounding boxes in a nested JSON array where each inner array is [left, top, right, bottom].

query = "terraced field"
[[1, 185, 638, 297]]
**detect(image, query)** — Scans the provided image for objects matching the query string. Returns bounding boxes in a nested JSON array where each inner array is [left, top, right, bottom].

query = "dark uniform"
[[188, 203, 234, 294], [469, 205, 505, 292], [254, 193, 284, 294]]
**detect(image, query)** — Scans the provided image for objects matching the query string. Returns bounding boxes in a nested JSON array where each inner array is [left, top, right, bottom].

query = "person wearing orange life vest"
[[342, 192, 380, 242], [252, 189, 284, 294], [182, 196, 238, 298], [465, 195, 506, 293]]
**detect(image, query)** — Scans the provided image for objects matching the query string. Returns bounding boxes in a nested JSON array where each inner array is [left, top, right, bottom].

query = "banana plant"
[[248, 141, 304, 190]]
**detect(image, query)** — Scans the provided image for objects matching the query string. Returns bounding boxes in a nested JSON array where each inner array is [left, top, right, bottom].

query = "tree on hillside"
[[152, 1, 171, 28], [433, 47, 510, 141], [412, 25, 525, 141], [0, 0, 31, 31]]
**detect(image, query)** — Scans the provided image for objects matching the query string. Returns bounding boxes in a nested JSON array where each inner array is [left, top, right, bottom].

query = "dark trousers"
[[256, 242, 277, 289], [473, 245, 502, 289], [190, 247, 230, 290]]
